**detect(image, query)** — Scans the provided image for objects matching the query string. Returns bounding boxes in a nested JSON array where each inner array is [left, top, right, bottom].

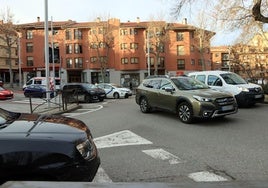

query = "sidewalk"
[[5, 84, 80, 115]]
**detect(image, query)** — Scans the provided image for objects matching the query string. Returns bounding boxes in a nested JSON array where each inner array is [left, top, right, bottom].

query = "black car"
[[0, 108, 100, 184], [24, 84, 56, 98], [62, 83, 106, 103]]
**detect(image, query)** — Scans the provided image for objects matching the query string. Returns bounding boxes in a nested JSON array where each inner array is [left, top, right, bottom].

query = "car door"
[[145, 79, 161, 108], [207, 75, 225, 92], [157, 79, 177, 111]]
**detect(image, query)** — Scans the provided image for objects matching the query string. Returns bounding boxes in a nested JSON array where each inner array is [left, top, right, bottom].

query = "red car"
[[0, 86, 14, 100]]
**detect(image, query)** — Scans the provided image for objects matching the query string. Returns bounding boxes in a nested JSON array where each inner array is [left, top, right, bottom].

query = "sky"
[[1, 0, 235, 46]]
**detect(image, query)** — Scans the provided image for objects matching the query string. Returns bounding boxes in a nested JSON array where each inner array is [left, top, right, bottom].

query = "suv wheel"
[[140, 97, 151, 113], [177, 102, 193, 123]]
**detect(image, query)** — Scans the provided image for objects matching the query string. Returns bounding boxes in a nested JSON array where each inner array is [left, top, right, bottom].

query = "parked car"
[[0, 86, 14, 100], [0, 107, 100, 184], [24, 84, 56, 98], [188, 71, 265, 107], [62, 83, 106, 103], [97, 83, 132, 99], [135, 75, 238, 123], [23, 77, 61, 91]]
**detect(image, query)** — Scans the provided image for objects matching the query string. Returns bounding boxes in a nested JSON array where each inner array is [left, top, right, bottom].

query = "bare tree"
[[171, 0, 268, 42], [146, 21, 170, 75], [88, 17, 116, 83], [0, 7, 18, 88]]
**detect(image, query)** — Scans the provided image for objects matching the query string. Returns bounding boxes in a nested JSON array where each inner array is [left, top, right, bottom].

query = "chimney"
[[37, 17, 40, 22], [136, 17, 140, 23], [182, 18, 187, 24]]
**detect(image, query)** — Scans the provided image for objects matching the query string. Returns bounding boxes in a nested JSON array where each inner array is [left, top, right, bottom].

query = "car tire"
[[177, 102, 193, 124], [113, 92, 120, 99], [140, 97, 151, 113]]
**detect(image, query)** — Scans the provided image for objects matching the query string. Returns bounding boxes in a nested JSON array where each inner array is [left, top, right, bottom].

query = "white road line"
[[94, 130, 152, 149], [63, 105, 103, 117], [142, 148, 184, 164], [188, 171, 228, 182], [93, 167, 113, 183]]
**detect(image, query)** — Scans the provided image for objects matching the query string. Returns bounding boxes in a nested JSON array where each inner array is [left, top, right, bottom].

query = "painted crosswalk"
[[93, 130, 229, 183]]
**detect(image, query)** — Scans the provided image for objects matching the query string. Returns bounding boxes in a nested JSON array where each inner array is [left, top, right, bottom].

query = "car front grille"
[[216, 97, 236, 106]]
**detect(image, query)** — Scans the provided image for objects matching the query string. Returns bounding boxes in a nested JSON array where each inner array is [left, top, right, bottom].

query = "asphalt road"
[[1, 94, 268, 187]]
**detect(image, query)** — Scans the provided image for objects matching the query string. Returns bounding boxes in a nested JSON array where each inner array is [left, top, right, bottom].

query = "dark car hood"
[[0, 113, 91, 139]]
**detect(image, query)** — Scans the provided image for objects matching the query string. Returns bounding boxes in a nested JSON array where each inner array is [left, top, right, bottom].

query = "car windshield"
[[220, 73, 247, 85], [0, 86, 5, 91], [171, 77, 209, 90], [83, 84, 97, 89]]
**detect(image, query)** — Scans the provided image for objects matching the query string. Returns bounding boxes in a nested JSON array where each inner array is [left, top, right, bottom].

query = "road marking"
[[142, 148, 184, 164], [188, 171, 228, 182], [94, 130, 152, 149], [93, 167, 113, 183], [63, 105, 103, 117]]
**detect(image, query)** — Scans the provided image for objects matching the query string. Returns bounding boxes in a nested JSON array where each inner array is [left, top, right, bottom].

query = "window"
[[120, 29, 128, 35], [177, 59, 185, 70], [208, 75, 222, 86], [89, 29, 97, 35], [147, 57, 154, 67], [74, 29, 82, 39], [190, 45, 195, 52], [121, 58, 128, 64], [26, 30, 33, 39], [130, 57, 139, 64], [130, 43, 138, 50], [196, 75, 206, 83], [66, 58, 72, 68], [177, 45, 185, 55], [98, 27, 106, 34], [99, 42, 106, 48], [176, 32, 184, 41], [27, 56, 34, 66], [65, 29, 72, 40], [74, 57, 83, 68], [90, 57, 97, 63], [120, 43, 127, 50], [158, 57, 165, 67], [191, 59, 195, 65], [130, 28, 138, 35], [66, 44, 72, 54], [198, 59, 202, 66], [157, 42, 165, 53], [26, 43, 33, 53], [74, 44, 83, 54], [90, 43, 98, 49]]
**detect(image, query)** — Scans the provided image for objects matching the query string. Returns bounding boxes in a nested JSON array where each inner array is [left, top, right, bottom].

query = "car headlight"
[[76, 139, 96, 160], [238, 86, 249, 92], [193, 95, 212, 102]]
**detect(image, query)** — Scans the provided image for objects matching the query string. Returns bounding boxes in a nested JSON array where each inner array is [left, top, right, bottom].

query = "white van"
[[188, 71, 265, 107], [23, 77, 61, 91]]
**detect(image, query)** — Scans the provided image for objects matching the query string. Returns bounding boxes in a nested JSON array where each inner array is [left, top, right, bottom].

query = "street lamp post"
[[147, 31, 150, 76]]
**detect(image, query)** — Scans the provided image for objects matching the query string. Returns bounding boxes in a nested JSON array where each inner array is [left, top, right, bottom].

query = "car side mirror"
[[164, 87, 174, 93]]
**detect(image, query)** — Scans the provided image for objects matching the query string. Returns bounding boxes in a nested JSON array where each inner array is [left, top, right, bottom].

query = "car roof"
[[188, 70, 232, 75]]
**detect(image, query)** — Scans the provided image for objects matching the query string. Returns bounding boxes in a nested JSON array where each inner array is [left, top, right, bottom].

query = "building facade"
[[0, 22, 19, 85], [16, 17, 214, 88], [211, 33, 268, 83]]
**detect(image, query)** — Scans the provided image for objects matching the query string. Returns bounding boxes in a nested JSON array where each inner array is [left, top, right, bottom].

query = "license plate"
[[222, 105, 234, 111], [255, 94, 263, 99]]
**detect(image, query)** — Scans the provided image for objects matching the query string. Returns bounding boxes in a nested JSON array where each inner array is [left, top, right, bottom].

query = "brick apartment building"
[[10, 17, 214, 88]]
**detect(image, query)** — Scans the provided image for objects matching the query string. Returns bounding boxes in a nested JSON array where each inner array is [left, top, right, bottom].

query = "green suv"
[[135, 75, 238, 123]]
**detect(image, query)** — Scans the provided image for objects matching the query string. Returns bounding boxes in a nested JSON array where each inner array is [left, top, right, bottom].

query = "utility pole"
[[147, 31, 150, 76]]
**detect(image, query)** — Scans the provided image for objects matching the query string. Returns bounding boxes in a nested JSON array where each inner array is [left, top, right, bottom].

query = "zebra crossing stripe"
[[188, 171, 228, 182]]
